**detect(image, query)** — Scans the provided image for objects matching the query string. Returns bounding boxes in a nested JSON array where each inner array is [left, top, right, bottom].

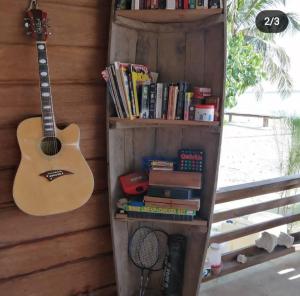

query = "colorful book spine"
[[140, 84, 150, 119], [156, 83, 163, 119], [149, 83, 157, 119], [184, 92, 193, 120], [161, 83, 169, 119], [125, 205, 196, 216], [189, 0, 196, 8], [166, 0, 176, 9], [171, 86, 179, 120], [175, 82, 187, 120], [196, 0, 208, 8], [183, 0, 189, 9], [127, 212, 194, 221], [159, 0, 167, 8]]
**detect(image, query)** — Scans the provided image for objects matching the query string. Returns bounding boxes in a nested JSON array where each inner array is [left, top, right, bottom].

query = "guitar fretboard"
[[36, 41, 56, 138]]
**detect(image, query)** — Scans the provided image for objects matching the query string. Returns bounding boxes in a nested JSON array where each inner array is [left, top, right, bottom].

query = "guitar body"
[[13, 117, 94, 216]]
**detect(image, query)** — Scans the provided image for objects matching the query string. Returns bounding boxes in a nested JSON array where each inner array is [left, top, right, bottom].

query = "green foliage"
[[226, 33, 265, 108], [226, 0, 300, 108]]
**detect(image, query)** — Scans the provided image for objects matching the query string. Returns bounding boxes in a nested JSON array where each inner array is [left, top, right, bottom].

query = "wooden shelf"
[[109, 117, 220, 130], [114, 214, 208, 231], [202, 244, 296, 282], [116, 9, 223, 23]]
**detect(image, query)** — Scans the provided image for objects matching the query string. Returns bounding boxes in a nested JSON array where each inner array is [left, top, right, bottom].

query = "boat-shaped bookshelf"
[[106, 2, 226, 295]]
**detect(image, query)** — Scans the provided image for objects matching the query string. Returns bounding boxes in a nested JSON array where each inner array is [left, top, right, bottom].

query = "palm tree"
[[227, 0, 300, 99]]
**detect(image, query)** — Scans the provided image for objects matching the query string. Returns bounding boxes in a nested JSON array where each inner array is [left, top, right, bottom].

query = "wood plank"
[[0, 227, 112, 280], [216, 174, 300, 204], [0, 0, 110, 47], [157, 32, 186, 82], [0, 84, 105, 128], [0, 254, 115, 296], [0, 45, 106, 83], [109, 117, 220, 129], [0, 158, 107, 204], [202, 244, 295, 282], [88, 285, 117, 296], [0, 123, 106, 168], [114, 215, 208, 230], [109, 23, 138, 63], [213, 194, 300, 223], [210, 213, 300, 244], [116, 9, 223, 23], [0, 193, 109, 248]]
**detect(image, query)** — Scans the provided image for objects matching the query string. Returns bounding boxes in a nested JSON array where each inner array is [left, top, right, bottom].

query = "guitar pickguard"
[[39, 170, 73, 181]]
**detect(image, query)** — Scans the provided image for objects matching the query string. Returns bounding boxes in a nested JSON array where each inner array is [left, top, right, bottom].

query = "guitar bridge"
[[40, 170, 73, 181]]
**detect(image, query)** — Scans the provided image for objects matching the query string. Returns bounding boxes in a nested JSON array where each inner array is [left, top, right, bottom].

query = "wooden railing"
[[224, 112, 283, 127], [203, 174, 300, 282]]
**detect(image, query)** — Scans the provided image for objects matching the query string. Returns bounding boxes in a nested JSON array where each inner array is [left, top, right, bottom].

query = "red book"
[[184, 0, 189, 9]]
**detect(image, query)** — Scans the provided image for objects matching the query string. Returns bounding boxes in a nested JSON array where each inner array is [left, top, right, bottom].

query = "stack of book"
[[116, 0, 223, 10], [104, 62, 220, 121], [125, 170, 202, 221], [105, 62, 152, 119]]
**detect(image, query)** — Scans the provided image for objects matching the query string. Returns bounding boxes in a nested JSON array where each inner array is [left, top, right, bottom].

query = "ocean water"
[[228, 91, 300, 117]]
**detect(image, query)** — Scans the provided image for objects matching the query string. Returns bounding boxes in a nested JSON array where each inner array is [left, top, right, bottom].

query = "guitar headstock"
[[24, 4, 49, 41]]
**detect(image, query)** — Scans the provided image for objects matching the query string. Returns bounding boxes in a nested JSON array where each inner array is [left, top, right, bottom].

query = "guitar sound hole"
[[41, 137, 62, 156]]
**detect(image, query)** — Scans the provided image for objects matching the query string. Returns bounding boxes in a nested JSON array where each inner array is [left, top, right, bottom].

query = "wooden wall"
[[0, 0, 116, 295]]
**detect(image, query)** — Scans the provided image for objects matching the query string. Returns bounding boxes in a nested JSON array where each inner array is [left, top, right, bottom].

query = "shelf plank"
[[116, 9, 223, 23], [109, 117, 220, 130], [202, 244, 296, 282], [114, 214, 208, 231]]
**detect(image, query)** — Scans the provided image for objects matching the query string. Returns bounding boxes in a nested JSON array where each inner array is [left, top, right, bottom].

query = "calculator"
[[178, 149, 204, 172]]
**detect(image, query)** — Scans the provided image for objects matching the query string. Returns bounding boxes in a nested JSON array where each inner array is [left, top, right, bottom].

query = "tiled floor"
[[200, 252, 300, 296]]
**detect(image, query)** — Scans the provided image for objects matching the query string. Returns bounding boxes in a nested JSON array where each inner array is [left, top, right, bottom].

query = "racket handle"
[[139, 273, 144, 296], [161, 234, 187, 296], [142, 271, 151, 296]]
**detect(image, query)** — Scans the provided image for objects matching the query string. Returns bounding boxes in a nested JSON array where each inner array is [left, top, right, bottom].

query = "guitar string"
[[37, 41, 57, 155]]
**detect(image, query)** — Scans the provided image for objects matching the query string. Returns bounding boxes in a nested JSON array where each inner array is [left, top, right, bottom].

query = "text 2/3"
[[264, 16, 280, 27], [256, 10, 289, 33]]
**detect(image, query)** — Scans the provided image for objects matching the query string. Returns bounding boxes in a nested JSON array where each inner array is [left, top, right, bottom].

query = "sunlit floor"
[[200, 251, 300, 296]]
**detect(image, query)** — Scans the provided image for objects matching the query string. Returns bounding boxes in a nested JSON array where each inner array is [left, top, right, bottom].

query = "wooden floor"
[[200, 251, 300, 296]]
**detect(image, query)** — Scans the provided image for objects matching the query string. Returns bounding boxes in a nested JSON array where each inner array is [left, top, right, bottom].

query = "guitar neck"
[[36, 41, 56, 138]]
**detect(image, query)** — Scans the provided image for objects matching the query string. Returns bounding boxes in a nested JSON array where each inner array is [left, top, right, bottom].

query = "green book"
[[125, 205, 196, 216], [189, 0, 196, 8]]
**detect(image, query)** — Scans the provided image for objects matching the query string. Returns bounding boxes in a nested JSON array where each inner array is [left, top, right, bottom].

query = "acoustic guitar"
[[13, 2, 94, 216]]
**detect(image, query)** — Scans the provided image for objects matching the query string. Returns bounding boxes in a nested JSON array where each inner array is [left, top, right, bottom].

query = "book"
[[131, 64, 152, 117], [106, 69, 122, 118], [144, 196, 201, 210], [127, 212, 194, 221], [183, 0, 189, 9], [159, 0, 167, 8], [140, 84, 150, 119], [114, 62, 131, 118], [166, 0, 176, 9], [149, 170, 202, 189], [184, 92, 193, 120], [148, 186, 199, 199], [116, 0, 131, 9], [149, 83, 157, 119], [209, 0, 222, 8], [132, 0, 140, 9], [171, 86, 179, 120], [119, 63, 135, 118], [161, 83, 169, 119], [108, 65, 127, 118], [167, 85, 174, 120], [156, 83, 163, 119], [196, 0, 208, 9], [189, 0, 196, 8], [125, 205, 196, 216], [176, 81, 188, 120]]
